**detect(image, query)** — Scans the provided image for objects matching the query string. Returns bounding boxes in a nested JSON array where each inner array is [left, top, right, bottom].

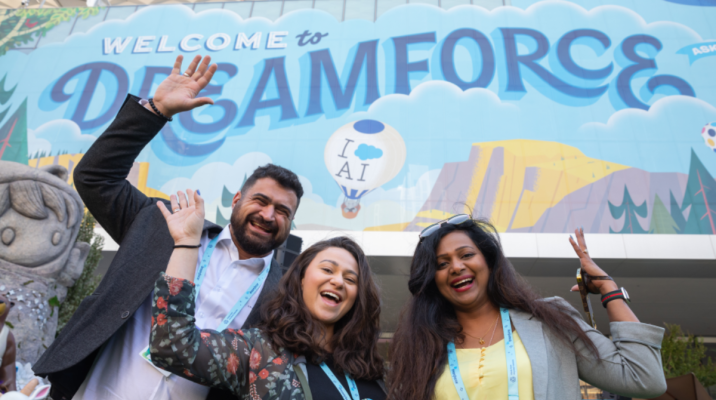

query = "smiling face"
[[434, 231, 492, 313], [230, 178, 298, 258], [301, 247, 359, 332]]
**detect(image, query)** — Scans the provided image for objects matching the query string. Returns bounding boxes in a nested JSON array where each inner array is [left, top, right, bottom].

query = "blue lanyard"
[[447, 307, 519, 400], [194, 235, 270, 332], [319, 362, 362, 400], [501, 307, 519, 400]]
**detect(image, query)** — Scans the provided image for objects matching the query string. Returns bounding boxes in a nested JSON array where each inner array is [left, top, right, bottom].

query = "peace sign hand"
[[568, 227, 619, 295], [151, 55, 218, 118], [157, 189, 205, 246]]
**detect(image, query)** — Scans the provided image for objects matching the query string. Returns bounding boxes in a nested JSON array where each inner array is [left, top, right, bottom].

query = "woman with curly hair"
[[148, 189, 385, 400], [388, 215, 667, 400]]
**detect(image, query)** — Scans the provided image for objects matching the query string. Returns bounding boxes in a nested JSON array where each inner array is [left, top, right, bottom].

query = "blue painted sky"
[[1, 1, 715, 211]]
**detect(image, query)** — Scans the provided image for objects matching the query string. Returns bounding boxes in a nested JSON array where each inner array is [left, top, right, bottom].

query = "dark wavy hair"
[[242, 164, 304, 207], [387, 219, 599, 400], [259, 236, 384, 380]]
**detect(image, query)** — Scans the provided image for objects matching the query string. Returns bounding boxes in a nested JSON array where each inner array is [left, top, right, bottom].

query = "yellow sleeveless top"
[[434, 332, 534, 400]]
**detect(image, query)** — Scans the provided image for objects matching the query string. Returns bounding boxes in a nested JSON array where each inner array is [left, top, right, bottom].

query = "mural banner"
[[1, 0, 716, 234]]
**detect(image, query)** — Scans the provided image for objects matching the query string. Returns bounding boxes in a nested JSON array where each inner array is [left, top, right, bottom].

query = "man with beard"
[[33, 55, 303, 400]]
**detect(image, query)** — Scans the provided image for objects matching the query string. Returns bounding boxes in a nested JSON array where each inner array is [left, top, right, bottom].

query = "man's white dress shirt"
[[73, 226, 273, 400]]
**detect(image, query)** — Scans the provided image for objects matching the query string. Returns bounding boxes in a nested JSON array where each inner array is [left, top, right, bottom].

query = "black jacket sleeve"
[[73, 95, 168, 245]]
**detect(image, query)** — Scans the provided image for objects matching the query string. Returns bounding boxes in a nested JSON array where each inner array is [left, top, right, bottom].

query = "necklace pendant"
[[479, 339, 485, 345]]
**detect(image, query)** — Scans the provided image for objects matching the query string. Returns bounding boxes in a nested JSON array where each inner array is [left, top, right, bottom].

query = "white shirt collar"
[[215, 225, 274, 270]]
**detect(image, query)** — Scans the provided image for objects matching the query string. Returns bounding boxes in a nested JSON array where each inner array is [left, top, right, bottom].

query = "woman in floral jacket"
[[149, 189, 386, 400]]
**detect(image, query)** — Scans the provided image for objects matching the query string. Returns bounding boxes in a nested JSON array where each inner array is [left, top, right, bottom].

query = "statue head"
[[0, 161, 89, 287]]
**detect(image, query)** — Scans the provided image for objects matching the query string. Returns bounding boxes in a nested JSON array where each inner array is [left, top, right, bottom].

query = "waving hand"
[[150, 55, 218, 118], [157, 189, 205, 246]]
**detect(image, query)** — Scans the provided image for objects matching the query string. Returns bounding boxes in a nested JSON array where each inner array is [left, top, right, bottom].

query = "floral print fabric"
[[150, 273, 305, 400]]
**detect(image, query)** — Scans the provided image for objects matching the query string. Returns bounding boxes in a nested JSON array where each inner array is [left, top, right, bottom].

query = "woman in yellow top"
[[388, 216, 668, 400]]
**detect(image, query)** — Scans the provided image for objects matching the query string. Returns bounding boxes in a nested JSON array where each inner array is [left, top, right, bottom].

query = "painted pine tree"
[[215, 176, 247, 227], [0, 75, 16, 106], [609, 186, 648, 234], [649, 194, 680, 234], [669, 191, 687, 233], [681, 149, 716, 234], [222, 184, 236, 207], [0, 98, 28, 164]]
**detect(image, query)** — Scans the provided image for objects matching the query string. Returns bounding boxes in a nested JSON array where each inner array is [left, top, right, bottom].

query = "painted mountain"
[[404, 140, 716, 234]]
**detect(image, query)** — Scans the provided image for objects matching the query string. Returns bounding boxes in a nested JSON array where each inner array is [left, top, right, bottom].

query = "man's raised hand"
[[151, 55, 218, 118], [157, 189, 205, 247]]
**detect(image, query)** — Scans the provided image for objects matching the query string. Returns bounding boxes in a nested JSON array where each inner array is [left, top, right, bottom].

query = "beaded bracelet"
[[148, 98, 173, 121]]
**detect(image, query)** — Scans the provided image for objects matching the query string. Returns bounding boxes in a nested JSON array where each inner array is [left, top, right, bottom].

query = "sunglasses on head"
[[418, 214, 473, 243]]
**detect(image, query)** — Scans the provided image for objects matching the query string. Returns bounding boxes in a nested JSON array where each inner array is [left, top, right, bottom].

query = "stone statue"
[[0, 161, 89, 365], [0, 293, 16, 393]]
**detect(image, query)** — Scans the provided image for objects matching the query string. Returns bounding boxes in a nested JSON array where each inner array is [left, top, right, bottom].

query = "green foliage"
[[0, 8, 101, 56], [48, 296, 60, 307], [661, 323, 716, 388], [56, 212, 104, 335], [48, 295, 59, 316], [4, 321, 13, 329]]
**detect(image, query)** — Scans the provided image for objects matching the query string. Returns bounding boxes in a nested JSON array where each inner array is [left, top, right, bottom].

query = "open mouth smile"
[[320, 290, 343, 306], [450, 276, 475, 292], [249, 220, 274, 236]]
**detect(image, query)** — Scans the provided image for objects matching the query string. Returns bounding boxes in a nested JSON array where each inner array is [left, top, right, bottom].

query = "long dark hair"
[[387, 219, 599, 400], [259, 236, 384, 380]]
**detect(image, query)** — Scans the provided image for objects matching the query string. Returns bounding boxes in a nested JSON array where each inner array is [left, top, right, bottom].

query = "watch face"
[[622, 287, 630, 302]]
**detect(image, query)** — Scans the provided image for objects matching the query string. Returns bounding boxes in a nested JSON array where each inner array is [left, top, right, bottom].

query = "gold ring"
[[582, 248, 589, 254]]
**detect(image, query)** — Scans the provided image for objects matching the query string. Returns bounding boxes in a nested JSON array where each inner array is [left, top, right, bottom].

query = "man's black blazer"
[[33, 95, 284, 400]]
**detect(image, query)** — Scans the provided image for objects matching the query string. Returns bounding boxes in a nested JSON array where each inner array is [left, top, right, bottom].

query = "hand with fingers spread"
[[157, 189, 205, 247], [149, 55, 218, 119], [568, 227, 619, 295]]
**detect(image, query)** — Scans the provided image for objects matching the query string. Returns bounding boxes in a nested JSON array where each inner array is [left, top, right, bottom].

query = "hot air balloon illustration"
[[324, 119, 406, 219], [702, 122, 716, 152]]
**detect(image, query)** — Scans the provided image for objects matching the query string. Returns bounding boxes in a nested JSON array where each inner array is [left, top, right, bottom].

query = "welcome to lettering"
[[50, 26, 696, 156]]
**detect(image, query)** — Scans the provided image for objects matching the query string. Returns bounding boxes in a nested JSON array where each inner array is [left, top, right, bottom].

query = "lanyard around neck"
[[447, 307, 519, 400], [319, 362, 362, 400], [194, 235, 270, 332]]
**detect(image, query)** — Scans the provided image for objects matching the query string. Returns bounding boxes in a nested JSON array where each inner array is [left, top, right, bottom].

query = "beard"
[[230, 209, 285, 256]]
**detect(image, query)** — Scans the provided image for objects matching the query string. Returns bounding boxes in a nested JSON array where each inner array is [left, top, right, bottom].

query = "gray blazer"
[[512, 297, 667, 400]]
